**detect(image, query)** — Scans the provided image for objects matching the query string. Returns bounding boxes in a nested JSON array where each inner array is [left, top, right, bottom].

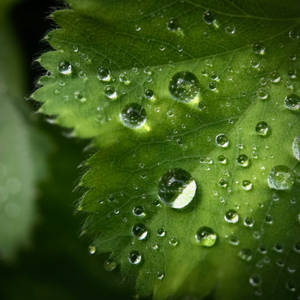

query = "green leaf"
[[0, 10, 49, 259], [34, 0, 300, 299]]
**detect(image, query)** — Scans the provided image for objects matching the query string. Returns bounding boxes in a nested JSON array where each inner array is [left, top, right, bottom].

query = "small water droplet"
[[132, 206, 145, 217], [104, 85, 118, 100], [157, 272, 165, 280], [242, 180, 253, 191], [224, 209, 239, 223], [203, 10, 216, 26], [216, 134, 229, 148], [120, 103, 147, 129], [128, 250, 142, 265], [144, 89, 155, 100], [225, 25, 236, 35], [284, 94, 300, 111], [104, 258, 117, 272], [158, 168, 197, 209], [244, 216, 255, 227], [268, 165, 295, 190], [255, 121, 270, 137], [119, 72, 131, 85], [253, 43, 265, 55], [195, 226, 217, 247], [217, 155, 227, 164], [58, 61, 72, 75], [237, 154, 250, 167], [89, 245, 96, 255], [169, 71, 200, 103], [218, 178, 228, 188], [132, 224, 148, 240], [167, 18, 180, 32], [169, 237, 179, 247], [249, 274, 262, 287], [157, 228, 166, 237], [239, 248, 253, 261], [97, 66, 111, 82]]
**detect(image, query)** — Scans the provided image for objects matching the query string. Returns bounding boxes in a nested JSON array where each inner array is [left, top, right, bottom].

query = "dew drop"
[[203, 10, 216, 25], [104, 85, 118, 100], [128, 250, 142, 265], [120, 103, 147, 129], [132, 224, 148, 240], [58, 61, 72, 75], [97, 66, 111, 82], [284, 94, 300, 111], [217, 155, 227, 164], [292, 136, 300, 161], [242, 180, 253, 191], [157, 272, 165, 280], [104, 258, 117, 272], [195, 226, 217, 247], [239, 248, 253, 261], [249, 274, 262, 287], [255, 121, 270, 137], [215, 134, 229, 148], [257, 88, 269, 100], [144, 89, 155, 100], [88, 245, 96, 255], [167, 18, 180, 32], [224, 209, 239, 223], [119, 72, 131, 85], [169, 71, 200, 103], [253, 43, 265, 55], [244, 216, 255, 227], [225, 25, 236, 35], [237, 154, 250, 167], [132, 206, 145, 217], [218, 178, 228, 188], [268, 165, 295, 190], [158, 168, 196, 209], [169, 237, 179, 247], [157, 228, 166, 237]]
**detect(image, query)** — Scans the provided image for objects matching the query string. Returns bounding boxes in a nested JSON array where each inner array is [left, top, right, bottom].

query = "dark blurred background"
[[0, 0, 135, 299]]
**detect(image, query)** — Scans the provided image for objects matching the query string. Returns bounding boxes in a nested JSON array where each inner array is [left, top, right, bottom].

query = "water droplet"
[[120, 103, 147, 129], [239, 248, 253, 261], [132, 206, 145, 217], [229, 235, 240, 246], [119, 72, 130, 85], [216, 134, 229, 148], [265, 214, 273, 224], [88, 245, 96, 255], [167, 18, 180, 32], [268, 165, 295, 190], [169, 71, 200, 103], [293, 241, 300, 253], [58, 61, 72, 75], [224, 209, 239, 223], [104, 258, 117, 272], [144, 89, 155, 100], [97, 66, 111, 82], [203, 10, 215, 25], [225, 25, 236, 35], [195, 226, 217, 247], [271, 71, 281, 83], [128, 250, 142, 265], [284, 94, 300, 111], [253, 43, 265, 55], [218, 178, 228, 188], [104, 85, 118, 100], [286, 280, 296, 292], [157, 272, 165, 280], [169, 237, 179, 247], [217, 155, 227, 164], [132, 224, 148, 240], [237, 154, 250, 167], [249, 274, 262, 287], [257, 88, 269, 100], [244, 216, 255, 227], [255, 121, 270, 137], [242, 180, 253, 191], [292, 136, 300, 161], [157, 228, 166, 237], [158, 168, 196, 209]]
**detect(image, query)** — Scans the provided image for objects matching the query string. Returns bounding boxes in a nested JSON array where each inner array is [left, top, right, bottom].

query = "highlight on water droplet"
[[195, 226, 217, 247], [58, 61, 72, 75], [255, 121, 270, 137], [132, 223, 148, 240], [169, 71, 201, 103], [88, 245, 96, 255], [224, 209, 239, 223], [120, 103, 147, 129], [128, 250, 142, 265], [158, 168, 197, 209], [284, 94, 300, 111], [215, 134, 229, 148], [268, 165, 295, 190]]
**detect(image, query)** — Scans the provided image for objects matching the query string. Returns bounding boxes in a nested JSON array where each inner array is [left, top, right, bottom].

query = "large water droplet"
[[224, 209, 239, 223], [268, 165, 295, 190], [284, 94, 300, 111], [158, 168, 197, 209], [255, 121, 270, 137], [215, 134, 229, 148], [132, 224, 148, 240], [292, 136, 300, 160], [128, 250, 142, 265], [169, 72, 200, 103], [58, 61, 72, 75], [195, 226, 217, 247], [120, 103, 147, 128]]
